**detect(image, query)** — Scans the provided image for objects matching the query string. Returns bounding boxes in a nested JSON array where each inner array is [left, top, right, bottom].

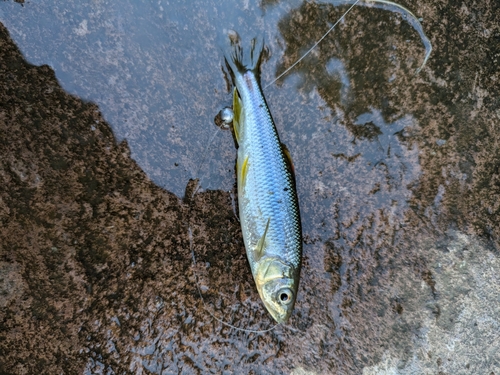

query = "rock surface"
[[0, 0, 499, 374]]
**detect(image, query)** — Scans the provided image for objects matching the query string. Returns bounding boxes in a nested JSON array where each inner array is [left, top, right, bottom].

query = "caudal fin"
[[222, 31, 266, 78]]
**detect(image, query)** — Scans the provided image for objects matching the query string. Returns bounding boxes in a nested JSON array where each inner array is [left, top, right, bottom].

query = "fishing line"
[[264, 0, 432, 89], [190, 125, 224, 196], [188, 227, 278, 334], [326, 0, 432, 73], [264, 0, 361, 89]]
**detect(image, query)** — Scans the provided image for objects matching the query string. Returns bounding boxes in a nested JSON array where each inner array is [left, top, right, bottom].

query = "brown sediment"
[[0, 21, 189, 373]]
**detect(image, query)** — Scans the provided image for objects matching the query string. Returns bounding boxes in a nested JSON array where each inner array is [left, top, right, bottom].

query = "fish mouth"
[[265, 303, 293, 324], [255, 263, 297, 323]]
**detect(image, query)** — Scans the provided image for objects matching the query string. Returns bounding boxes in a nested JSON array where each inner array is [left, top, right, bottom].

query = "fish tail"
[[222, 31, 266, 79]]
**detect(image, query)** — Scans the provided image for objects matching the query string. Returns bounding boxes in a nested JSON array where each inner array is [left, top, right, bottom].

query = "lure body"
[[224, 38, 302, 323]]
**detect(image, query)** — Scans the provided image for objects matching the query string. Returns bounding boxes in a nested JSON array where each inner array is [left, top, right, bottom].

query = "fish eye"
[[277, 288, 294, 305]]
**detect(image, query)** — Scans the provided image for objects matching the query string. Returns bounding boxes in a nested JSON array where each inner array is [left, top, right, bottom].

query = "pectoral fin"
[[254, 218, 270, 262], [238, 155, 249, 189]]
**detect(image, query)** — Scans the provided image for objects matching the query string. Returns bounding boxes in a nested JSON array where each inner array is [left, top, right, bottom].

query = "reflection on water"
[[0, 0, 271, 197], [1, 0, 499, 374], [0, 0, 426, 197]]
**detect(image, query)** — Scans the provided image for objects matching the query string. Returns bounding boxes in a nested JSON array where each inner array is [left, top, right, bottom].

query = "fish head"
[[254, 257, 298, 324]]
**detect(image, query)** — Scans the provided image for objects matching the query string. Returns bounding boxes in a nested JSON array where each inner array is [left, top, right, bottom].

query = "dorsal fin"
[[281, 143, 295, 178]]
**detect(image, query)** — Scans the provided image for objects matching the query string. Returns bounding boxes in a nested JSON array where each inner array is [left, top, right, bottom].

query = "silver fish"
[[223, 36, 302, 324]]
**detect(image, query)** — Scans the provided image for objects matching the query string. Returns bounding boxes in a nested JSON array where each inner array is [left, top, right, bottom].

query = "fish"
[[223, 35, 302, 324]]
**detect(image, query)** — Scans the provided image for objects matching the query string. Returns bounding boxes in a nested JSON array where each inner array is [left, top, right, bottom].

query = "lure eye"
[[220, 107, 234, 125], [214, 107, 234, 129], [277, 288, 294, 305]]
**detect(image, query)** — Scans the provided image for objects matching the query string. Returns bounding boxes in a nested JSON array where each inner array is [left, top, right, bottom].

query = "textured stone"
[[0, 0, 499, 373]]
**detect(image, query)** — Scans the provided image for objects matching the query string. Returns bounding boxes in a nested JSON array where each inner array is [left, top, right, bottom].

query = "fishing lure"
[[224, 35, 302, 324]]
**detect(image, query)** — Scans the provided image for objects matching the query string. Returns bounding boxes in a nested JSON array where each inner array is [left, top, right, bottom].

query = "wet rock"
[[362, 231, 500, 375], [1, 0, 499, 373], [0, 21, 187, 373]]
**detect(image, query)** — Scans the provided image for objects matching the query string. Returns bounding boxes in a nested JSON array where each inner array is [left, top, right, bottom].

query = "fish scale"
[[238, 72, 300, 268]]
